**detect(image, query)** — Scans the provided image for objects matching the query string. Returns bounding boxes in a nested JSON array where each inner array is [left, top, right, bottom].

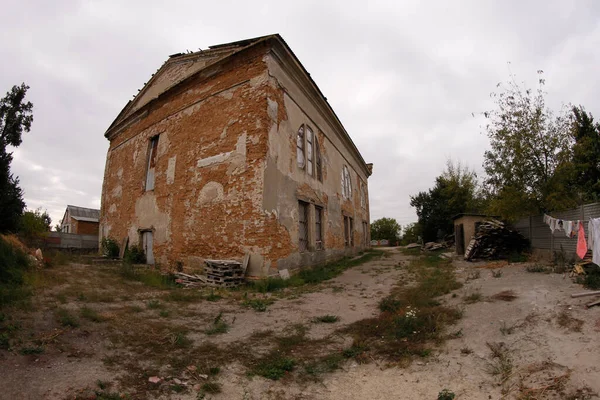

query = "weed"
[[100, 237, 120, 258], [298, 250, 384, 284], [19, 346, 44, 355], [123, 245, 146, 264], [250, 353, 296, 380], [557, 311, 583, 332], [0, 235, 34, 306], [119, 265, 176, 289], [80, 306, 105, 322], [159, 310, 170, 318], [56, 308, 79, 328], [491, 290, 518, 302], [311, 315, 339, 323], [205, 291, 222, 302], [0, 332, 9, 349], [201, 382, 222, 394], [577, 270, 600, 290], [499, 321, 516, 335], [127, 305, 143, 313], [460, 347, 473, 355], [170, 384, 185, 393], [169, 331, 192, 348], [96, 380, 108, 390], [492, 269, 503, 278], [450, 329, 463, 338], [342, 343, 368, 359], [304, 353, 344, 379], [146, 299, 162, 309], [486, 342, 513, 383], [165, 290, 202, 303], [209, 366, 220, 375], [243, 298, 273, 312], [205, 312, 229, 335], [463, 291, 482, 304], [526, 264, 550, 273], [438, 389, 456, 400], [466, 270, 481, 281]]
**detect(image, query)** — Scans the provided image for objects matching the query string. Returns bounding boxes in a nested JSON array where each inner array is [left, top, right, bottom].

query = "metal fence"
[[42, 232, 99, 250], [514, 202, 600, 260]]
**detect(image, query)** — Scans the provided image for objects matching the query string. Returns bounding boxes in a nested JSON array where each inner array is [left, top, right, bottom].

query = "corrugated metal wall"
[[514, 202, 600, 259]]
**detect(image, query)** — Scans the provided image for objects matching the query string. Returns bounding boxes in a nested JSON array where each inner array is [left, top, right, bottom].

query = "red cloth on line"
[[577, 222, 588, 259]]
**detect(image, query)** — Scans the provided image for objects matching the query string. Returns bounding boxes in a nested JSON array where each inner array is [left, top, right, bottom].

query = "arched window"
[[315, 138, 322, 181], [296, 125, 305, 169], [306, 126, 314, 175], [341, 165, 352, 199]]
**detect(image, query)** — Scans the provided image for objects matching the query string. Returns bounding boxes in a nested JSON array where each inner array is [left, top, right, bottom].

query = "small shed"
[[453, 213, 497, 256]]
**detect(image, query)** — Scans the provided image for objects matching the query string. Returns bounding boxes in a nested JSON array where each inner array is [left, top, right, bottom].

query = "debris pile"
[[465, 219, 529, 261], [174, 257, 248, 288]]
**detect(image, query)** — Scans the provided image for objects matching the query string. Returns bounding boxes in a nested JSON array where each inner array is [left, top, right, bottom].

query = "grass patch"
[[466, 270, 481, 281], [344, 253, 462, 361], [491, 269, 503, 278], [205, 291, 222, 302], [119, 264, 176, 289], [438, 389, 456, 400], [463, 291, 483, 304], [56, 308, 79, 328], [311, 315, 339, 323], [243, 298, 273, 312], [250, 353, 296, 380], [0, 235, 33, 307], [80, 306, 105, 322], [19, 346, 44, 355], [165, 290, 203, 303], [200, 382, 222, 394], [526, 264, 550, 273], [486, 342, 513, 383], [146, 299, 163, 309], [205, 312, 229, 335]]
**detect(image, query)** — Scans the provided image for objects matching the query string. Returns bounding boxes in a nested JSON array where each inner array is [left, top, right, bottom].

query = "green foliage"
[[250, 353, 296, 380], [56, 308, 79, 327], [482, 71, 573, 220], [410, 161, 483, 241], [0, 83, 32, 233], [205, 312, 229, 335], [243, 298, 272, 312], [400, 222, 422, 244], [370, 217, 401, 244], [19, 208, 51, 240], [569, 106, 600, 202], [101, 237, 120, 258], [311, 315, 339, 323], [438, 389, 456, 400], [19, 346, 44, 355], [0, 235, 32, 306], [124, 244, 146, 264]]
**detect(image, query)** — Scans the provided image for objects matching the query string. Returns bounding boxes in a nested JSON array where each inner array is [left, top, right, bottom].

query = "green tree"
[[570, 106, 600, 202], [19, 208, 51, 240], [0, 83, 33, 232], [400, 222, 421, 244], [481, 71, 573, 219], [370, 217, 401, 244], [410, 161, 482, 242]]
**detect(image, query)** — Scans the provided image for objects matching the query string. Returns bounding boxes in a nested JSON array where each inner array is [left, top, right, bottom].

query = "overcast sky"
[[2, 0, 599, 229]]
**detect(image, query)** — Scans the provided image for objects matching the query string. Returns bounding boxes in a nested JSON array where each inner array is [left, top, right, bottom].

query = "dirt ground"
[[1, 248, 599, 400]]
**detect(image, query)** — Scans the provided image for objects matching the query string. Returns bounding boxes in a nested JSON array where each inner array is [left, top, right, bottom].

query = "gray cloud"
[[1, 0, 599, 229]]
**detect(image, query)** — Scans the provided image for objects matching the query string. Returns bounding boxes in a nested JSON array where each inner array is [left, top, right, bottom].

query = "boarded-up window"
[[341, 165, 352, 199], [299, 201, 309, 252], [146, 136, 159, 191], [362, 221, 368, 246], [296, 126, 305, 169], [343, 215, 353, 247], [360, 182, 367, 208], [315, 206, 323, 250], [315, 138, 322, 182]]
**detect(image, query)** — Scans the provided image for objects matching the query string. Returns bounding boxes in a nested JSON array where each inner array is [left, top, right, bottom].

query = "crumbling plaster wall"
[[100, 44, 294, 273], [262, 51, 371, 272]]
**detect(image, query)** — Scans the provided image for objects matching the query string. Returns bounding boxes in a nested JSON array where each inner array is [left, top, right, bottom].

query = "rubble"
[[464, 219, 529, 261]]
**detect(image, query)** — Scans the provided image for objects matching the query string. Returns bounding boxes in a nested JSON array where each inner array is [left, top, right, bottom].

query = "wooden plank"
[[571, 290, 600, 298], [119, 236, 128, 259], [586, 299, 600, 308]]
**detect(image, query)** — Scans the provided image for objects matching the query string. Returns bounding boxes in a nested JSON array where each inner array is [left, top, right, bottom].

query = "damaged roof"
[[105, 34, 372, 175]]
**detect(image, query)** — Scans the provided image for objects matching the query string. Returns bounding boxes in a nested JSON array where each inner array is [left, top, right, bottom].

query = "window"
[[296, 124, 323, 182], [360, 182, 367, 208], [315, 206, 323, 250], [296, 126, 305, 169], [362, 221, 369, 246], [306, 127, 314, 176], [341, 165, 352, 199], [315, 139, 322, 181], [298, 201, 309, 252], [146, 135, 159, 191], [343, 215, 354, 247]]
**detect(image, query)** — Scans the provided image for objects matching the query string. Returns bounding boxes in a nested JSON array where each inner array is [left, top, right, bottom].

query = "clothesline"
[[543, 214, 600, 264]]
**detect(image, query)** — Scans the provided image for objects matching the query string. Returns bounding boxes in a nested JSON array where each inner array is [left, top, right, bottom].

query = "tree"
[[19, 208, 51, 240], [481, 71, 573, 220], [0, 83, 33, 233], [570, 106, 600, 202], [410, 161, 482, 242], [370, 217, 401, 244], [400, 222, 421, 244]]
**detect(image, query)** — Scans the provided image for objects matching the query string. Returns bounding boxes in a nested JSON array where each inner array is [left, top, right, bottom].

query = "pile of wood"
[[465, 219, 529, 261], [571, 290, 600, 308], [174, 256, 248, 288]]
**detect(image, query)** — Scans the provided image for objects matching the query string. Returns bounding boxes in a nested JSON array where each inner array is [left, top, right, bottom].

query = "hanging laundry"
[[557, 219, 564, 231], [588, 218, 600, 265], [577, 221, 588, 259], [549, 218, 557, 233], [564, 220, 573, 238]]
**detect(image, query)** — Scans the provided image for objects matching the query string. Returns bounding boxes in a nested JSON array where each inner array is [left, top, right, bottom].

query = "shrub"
[[101, 237, 120, 258], [124, 245, 146, 264], [0, 235, 32, 306]]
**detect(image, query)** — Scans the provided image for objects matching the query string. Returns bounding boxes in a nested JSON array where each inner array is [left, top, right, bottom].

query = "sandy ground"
[[1, 249, 599, 400]]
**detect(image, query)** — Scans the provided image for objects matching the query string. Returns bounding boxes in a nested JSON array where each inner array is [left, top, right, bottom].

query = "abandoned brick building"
[[100, 34, 372, 276]]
